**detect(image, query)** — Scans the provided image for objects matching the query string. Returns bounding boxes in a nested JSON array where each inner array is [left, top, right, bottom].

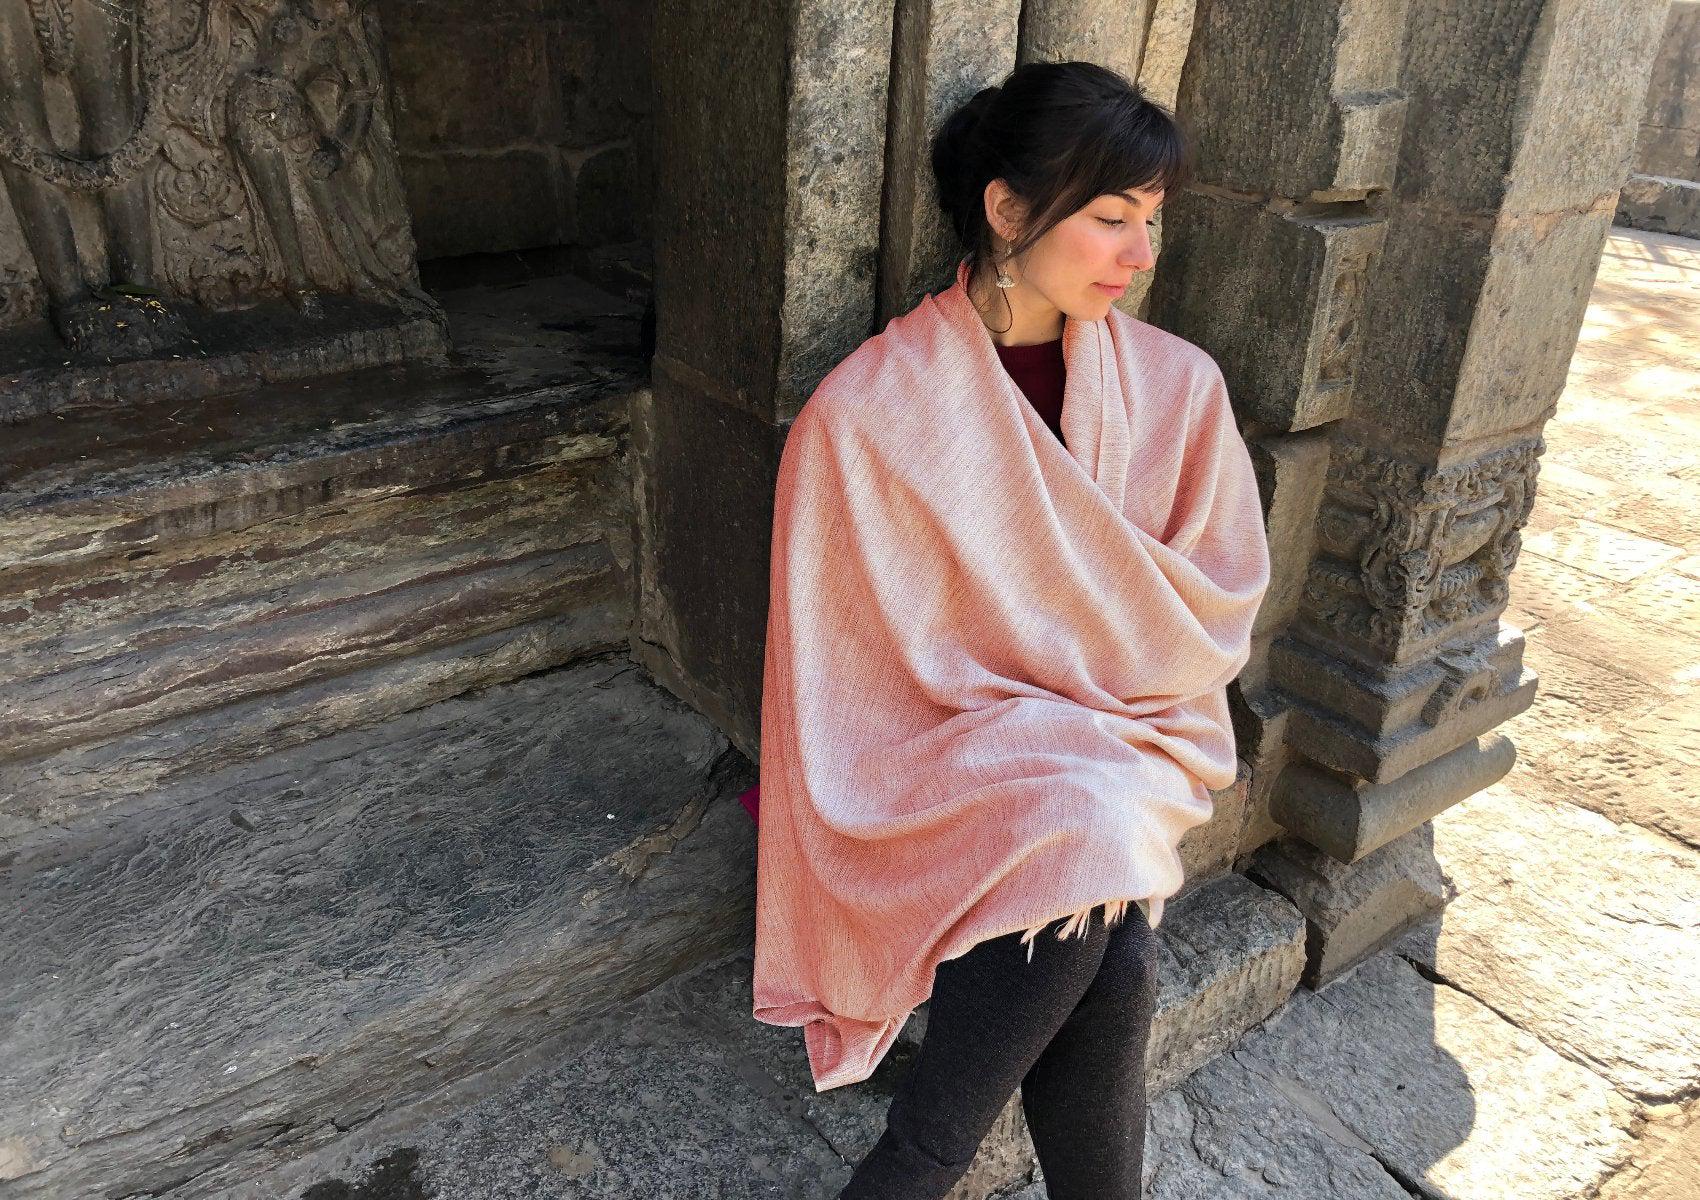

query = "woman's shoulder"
[[1104, 307, 1229, 412], [794, 296, 952, 436]]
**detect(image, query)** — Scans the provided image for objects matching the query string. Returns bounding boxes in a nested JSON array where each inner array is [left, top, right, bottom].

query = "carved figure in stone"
[[225, 0, 424, 316], [1306, 434, 1544, 658], [0, 0, 187, 355]]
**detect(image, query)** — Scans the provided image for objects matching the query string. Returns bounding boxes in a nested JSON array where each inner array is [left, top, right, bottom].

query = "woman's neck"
[[968, 261, 1065, 347]]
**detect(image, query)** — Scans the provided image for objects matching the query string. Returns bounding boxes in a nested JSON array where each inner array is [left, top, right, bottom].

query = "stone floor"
[[265, 224, 1700, 1200]]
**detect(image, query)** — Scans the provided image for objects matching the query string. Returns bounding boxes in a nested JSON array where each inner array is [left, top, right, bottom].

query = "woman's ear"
[[982, 179, 1028, 246]]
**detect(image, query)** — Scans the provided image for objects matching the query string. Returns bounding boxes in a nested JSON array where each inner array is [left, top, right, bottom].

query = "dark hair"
[[930, 61, 1193, 284]]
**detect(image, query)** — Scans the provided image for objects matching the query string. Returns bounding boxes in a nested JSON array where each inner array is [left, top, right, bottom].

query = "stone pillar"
[[878, 0, 1022, 325], [1016, 0, 1153, 85], [638, 0, 894, 758], [1152, 0, 1669, 986], [1617, 1, 1700, 237]]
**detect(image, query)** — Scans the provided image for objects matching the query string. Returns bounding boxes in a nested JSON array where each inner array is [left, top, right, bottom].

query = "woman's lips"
[[1093, 281, 1127, 296]]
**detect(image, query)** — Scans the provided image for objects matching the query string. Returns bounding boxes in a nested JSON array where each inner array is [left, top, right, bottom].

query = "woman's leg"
[[1018, 909, 1159, 1199], [837, 915, 1115, 1200]]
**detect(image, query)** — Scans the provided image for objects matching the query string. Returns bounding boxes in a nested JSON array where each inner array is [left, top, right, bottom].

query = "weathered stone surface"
[[1141, 1051, 1413, 1199], [1270, 732, 1516, 864], [1596, 1099, 1700, 1200], [1016, 0, 1151, 96], [1175, 766, 1252, 884], [0, 274, 645, 831], [0, 612, 622, 836], [0, 654, 758, 1200], [1238, 952, 1637, 1200], [652, 0, 890, 419], [1618, 173, 1700, 239], [1150, 193, 1387, 434], [0, 0, 436, 378], [1629, 3, 1700, 181], [399, 149, 569, 259], [1395, 785, 1700, 1101], [630, 370, 786, 764], [1397, 1, 1668, 218], [879, 0, 1021, 325], [1247, 431, 1330, 647], [1249, 823, 1451, 988], [1146, 872, 1306, 1093], [263, 872, 1302, 1200], [1134, 0, 1199, 112], [1177, 0, 1410, 199], [0, 301, 446, 426], [1274, 622, 1538, 786]]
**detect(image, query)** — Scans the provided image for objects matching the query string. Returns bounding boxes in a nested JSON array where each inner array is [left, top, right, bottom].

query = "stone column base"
[[1246, 822, 1455, 989]]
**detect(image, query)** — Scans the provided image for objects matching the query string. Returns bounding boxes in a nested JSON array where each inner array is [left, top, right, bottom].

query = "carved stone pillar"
[[639, 0, 893, 756], [1152, 0, 1670, 985]]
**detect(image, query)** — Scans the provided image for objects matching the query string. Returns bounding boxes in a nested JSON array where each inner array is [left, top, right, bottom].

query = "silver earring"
[[994, 247, 1015, 288]]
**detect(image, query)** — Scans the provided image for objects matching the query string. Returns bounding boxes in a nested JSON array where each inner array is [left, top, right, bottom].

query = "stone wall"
[[378, 0, 654, 266], [1617, 1, 1700, 237]]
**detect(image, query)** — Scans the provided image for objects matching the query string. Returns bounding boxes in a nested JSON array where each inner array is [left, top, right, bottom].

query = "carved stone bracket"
[[1303, 430, 1544, 666]]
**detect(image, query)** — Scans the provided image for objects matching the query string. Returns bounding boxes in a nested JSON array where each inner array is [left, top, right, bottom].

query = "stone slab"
[[1394, 785, 1700, 1102], [1249, 823, 1451, 988], [1228, 952, 1638, 1200], [0, 299, 449, 425], [0, 654, 757, 1200], [263, 872, 1303, 1200]]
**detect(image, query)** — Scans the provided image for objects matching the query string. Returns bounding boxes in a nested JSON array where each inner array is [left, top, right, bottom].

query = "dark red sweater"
[[736, 335, 1067, 826], [994, 336, 1066, 446]]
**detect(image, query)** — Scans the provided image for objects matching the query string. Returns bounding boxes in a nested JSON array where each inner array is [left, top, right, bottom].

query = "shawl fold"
[[752, 257, 1271, 1093]]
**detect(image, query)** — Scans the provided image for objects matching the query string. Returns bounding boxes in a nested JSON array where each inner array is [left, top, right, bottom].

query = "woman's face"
[[989, 183, 1164, 321]]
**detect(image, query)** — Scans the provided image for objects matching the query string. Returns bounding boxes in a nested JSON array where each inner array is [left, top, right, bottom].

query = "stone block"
[[631, 364, 787, 760], [1248, 429, 1330, 640], [401, 150, 567, 260], [1617, 173, 1700, 240], [1247, 822, 1451, 988], [1176, 766, 1252, 885], [878, 0, 1021, 326], [1016, 0, 1150, 88], [1396, 1, 1668, 217], [1227, 953, 1639, 1200], [1149, 192, 1387, 432], [1271, 731, 1517, 863], [1136, 0, 1200, 112], [0, 273, 645, 834], [573, 144, 651, 246], [1274, 621, 1538, 785], [0, 656, 759, 1200], [1177, 0, 1409, 199], [654, 0, 890, 418], [1146, 872, 1307, 1093], [1396, 785, 1700, 1101], [546, 8, 654, 149], [385, 21, 551, 149]]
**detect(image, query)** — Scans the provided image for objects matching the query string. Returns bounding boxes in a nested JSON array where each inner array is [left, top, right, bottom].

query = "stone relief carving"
[[0, 0, 428, 359], [1304, 432, 1545, 661]]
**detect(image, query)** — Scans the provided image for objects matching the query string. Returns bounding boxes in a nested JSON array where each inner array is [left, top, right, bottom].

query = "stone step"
[[236, 872, 1304, 1200], [0, 651, 758, 1200], [0, 274, 647, 836]]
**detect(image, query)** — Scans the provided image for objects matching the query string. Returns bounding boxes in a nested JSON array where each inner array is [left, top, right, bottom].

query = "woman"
[[750, 61, 1271, 1199]]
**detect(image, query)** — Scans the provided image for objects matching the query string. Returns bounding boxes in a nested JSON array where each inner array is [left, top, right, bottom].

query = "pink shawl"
[[751, 257, 1271, 1092]]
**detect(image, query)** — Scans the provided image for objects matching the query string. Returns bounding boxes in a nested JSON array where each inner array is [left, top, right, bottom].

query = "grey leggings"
[[837, 906, 1157, 1199]]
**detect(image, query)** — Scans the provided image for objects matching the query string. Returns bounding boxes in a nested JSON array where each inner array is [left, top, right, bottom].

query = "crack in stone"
[[1230, 1050, 1430, 1198]]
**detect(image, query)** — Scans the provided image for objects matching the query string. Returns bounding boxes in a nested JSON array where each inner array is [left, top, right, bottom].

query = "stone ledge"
[[0, 653, 757, 1200], [254, 872, 1304, 1200]]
